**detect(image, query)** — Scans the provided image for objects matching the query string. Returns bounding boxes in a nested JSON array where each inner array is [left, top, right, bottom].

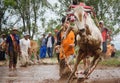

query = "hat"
[[48, 32, 51, 34], [99, 20, 104, 24], [12, 27, 18, 31], [23, 32, 29, 36]]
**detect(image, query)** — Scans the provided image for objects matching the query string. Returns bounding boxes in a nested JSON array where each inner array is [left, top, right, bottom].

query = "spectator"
[[106, 42, 112, 58], [6, 27, 21, 71], [46, 32, 54, 58], [40, 34, 47, 58], [99, 20, 110, 55], [106, 43, 116, 58], [54, 29, 60, 63], [0, 34, 6, 61], [111, 44, 116, 57], [20, 32, 31, 67]]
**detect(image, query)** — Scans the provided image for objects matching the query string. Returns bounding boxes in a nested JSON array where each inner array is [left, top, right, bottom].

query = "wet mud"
[[0, 64, 120, 83]]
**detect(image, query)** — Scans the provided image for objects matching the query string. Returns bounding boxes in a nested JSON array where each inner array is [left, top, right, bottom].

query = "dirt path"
[[0, 64, 120, 83]]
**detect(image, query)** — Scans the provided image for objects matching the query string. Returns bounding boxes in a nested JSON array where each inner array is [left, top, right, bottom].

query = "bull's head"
[[73, 6, 86, 36]]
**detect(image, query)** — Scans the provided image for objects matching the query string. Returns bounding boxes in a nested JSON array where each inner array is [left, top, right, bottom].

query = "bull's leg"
[[67, 53, 84, 83], [84, 49, 102, 78], [85, 57, 101, 78], [84, 56, 98, 75]]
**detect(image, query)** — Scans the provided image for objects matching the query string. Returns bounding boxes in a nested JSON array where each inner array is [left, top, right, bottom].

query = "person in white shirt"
[[46, 32, 54, 58], [20, 32, 31, 67]]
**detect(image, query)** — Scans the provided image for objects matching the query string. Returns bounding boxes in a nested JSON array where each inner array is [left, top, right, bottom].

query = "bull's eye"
[[74, 15, 78, 21], [80, 29, 85, 32]]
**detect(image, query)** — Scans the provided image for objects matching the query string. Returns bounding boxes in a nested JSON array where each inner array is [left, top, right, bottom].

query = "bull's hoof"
[[77, 77, 86, 83], [73, 75, 77, 79], [83, 70, 88, 75]]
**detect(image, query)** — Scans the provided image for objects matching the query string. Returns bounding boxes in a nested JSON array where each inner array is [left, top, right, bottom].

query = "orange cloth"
[[60, 31, 75, 59], [106, 44, 113, 57]]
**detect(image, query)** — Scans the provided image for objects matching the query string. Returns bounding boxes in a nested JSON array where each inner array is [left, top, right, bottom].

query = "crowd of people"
[[0, 1, 117, 79], [0, 28, 39, 70]]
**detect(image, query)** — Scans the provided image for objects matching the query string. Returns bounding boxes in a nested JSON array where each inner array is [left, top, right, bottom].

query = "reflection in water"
[[7, 80, 14, 83], [8, 71, 17, 77]]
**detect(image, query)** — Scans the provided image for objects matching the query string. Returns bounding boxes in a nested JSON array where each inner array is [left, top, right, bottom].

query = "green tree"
[[0, 0, 8, 32], [55, 0, 120, 36], [2, 0, 51, 39]]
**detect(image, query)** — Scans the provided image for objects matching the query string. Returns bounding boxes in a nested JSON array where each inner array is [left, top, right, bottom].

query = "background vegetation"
[[0, 0, 119, 40]]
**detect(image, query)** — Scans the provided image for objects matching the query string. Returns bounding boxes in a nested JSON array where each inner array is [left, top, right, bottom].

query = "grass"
[[41, 50, 120, 67], [115, 50, 120, 57], [100, 58, 120, 67], [53, 52, 120, 67]]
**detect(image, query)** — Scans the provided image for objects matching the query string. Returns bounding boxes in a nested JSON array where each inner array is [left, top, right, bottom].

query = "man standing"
[[40, 34, 47, 58], [99, 20, 110, 55], [46, 32, 54, 58], [6, 27, 21, 71], [0, 34, 6, 60], [20, 32, 31, 67]]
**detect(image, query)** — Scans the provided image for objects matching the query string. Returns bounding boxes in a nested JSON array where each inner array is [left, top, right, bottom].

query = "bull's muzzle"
[[80, 28, 85, 33]]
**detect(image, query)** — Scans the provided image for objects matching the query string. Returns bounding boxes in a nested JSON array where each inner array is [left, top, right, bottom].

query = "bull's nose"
[[80, 29, 85, 33]]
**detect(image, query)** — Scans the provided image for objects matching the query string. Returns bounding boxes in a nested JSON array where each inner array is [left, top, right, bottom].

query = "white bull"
[[66, 6, 103, 83]]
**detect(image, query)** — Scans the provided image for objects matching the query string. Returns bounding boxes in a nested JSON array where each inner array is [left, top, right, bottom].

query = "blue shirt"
[[6, 34, 20, 51]]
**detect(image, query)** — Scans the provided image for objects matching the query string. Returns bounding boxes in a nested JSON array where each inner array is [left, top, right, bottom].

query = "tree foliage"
[[55, 0, 120, 36], [0, 0, 119, 39], [1, 0, 51, 39]]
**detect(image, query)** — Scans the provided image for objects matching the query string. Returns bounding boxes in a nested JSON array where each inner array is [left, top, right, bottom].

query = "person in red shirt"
[[99, 20, 110, 54]]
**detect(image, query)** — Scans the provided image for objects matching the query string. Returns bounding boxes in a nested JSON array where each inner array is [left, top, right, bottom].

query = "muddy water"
[[0, 65, 60, 83], [0, 65, 120, 83]]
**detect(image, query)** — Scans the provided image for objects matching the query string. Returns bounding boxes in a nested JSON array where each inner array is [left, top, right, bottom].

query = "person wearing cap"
[[6, 27, 21, 71], [19, 32, 31, 67], [46, 32, 55, 58], [39, 34, 47, 58], [99, 21, 111, 56]]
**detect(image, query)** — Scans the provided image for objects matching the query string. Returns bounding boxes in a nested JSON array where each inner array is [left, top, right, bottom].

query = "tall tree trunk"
[[0, 10, 4, 32], [26, 0, 31, 37], [0, 18, 2, 32], [31, 0, 37, 39], [22, 15, 26, 32]]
